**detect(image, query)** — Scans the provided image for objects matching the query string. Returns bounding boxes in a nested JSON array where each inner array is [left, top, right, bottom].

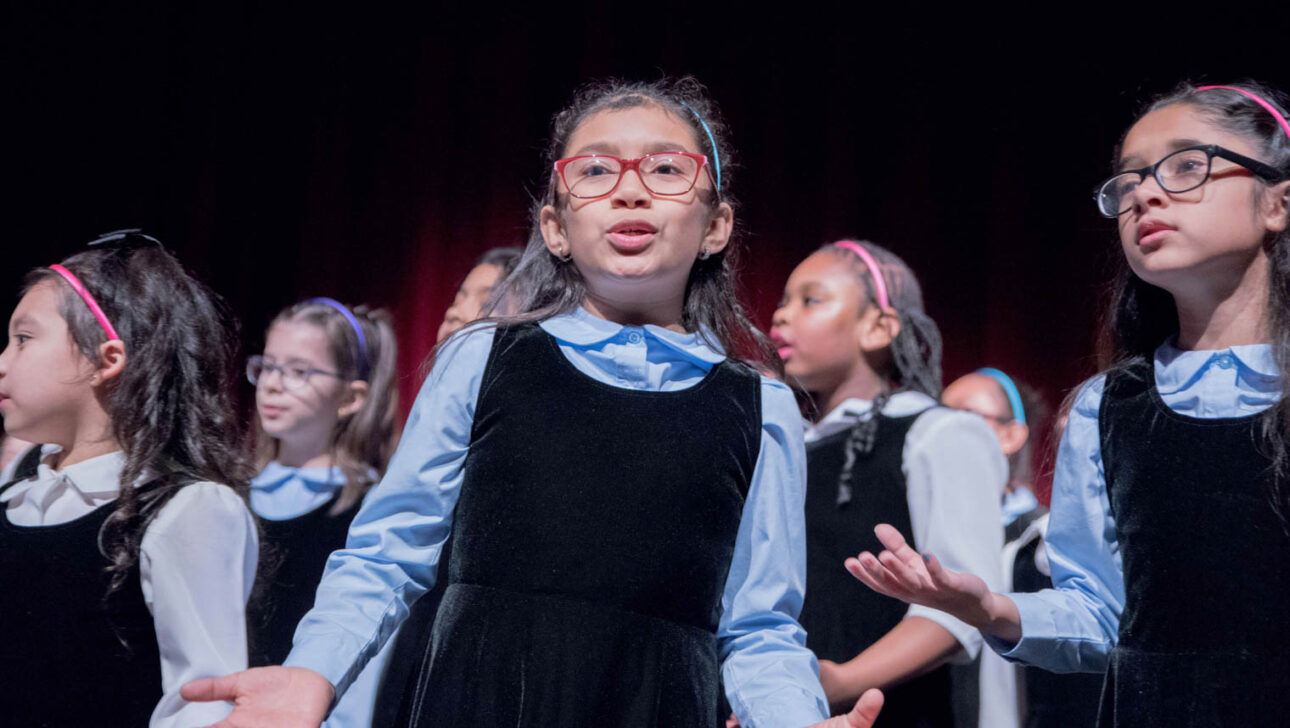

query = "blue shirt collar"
[[1154, 339, 1278, 396], [252, 461, 345, 493], [539, 307, 726, 366]]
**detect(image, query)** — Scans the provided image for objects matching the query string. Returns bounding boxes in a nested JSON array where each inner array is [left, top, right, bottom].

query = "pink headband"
[[48, 264, 120, 341], [1196, 85, 1290, 139], [833, 240, 891, 310]]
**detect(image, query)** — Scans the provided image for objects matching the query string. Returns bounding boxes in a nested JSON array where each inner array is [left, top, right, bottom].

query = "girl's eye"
[[11, 334, 30, 346], [579, 161, 616, 178], [286, 365, 312, 381]]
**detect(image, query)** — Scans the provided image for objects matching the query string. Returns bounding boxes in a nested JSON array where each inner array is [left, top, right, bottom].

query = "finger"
[[873, 524, 925, 569], [849, 688, 885, 727], [877, 548, 931, 589], [180, 674, 240, 703], [848, 552, 903, 598], [922, 551, 956, 588]]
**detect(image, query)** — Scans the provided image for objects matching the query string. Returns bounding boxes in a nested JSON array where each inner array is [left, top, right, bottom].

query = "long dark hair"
[[24, 240, 254, 597], [821, 241, 944, 505], [1097, 80, 1290, 521], [472, 77, 779, 374], [256, 301, 400, 513]]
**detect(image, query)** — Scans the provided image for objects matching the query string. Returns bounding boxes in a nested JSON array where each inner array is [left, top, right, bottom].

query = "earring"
[[556, 247, 572, 263], [698, 247, 711, 260]]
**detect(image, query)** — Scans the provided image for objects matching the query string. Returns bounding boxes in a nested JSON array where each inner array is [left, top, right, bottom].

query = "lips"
[[258, 404, 287, 419], [770, 334, 792, 361], [607, 220, 657, 252], [1137, 219, 1177, 247]]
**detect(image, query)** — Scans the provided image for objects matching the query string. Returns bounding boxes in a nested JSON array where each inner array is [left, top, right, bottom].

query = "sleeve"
[[987, 375, 1124, 673], [719, 378, 830, 728], [282, 325, 496, 698], [902, 407, 1006, 662], [140, 482, 259, 728]]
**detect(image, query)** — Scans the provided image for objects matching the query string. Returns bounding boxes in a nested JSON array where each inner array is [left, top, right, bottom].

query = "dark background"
[[5, 6, 1288, 487]]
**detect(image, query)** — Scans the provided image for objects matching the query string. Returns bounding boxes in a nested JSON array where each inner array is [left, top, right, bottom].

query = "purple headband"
[[48, 264, 120, 342], [1196, 85, 1290, 139], [833, 240, 891, 310], [305, 297, 370, 380]]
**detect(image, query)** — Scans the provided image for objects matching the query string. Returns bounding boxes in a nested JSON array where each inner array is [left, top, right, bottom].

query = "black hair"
[[476, 246, 523, 279], [473, 76, 779, 374], [24, 241, 254, 599], [1097, 80, 1290, 524], [257, 301, 400, 514], [820, 241, 944, 506]]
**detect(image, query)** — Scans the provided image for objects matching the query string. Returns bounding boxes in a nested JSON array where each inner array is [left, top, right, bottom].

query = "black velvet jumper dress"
[[404, 322, 762, 728], [1096, 360, 1290, 727], [797, 412, 956, 728], [0, 477, 166, 727], [251, 493, 363, 667]]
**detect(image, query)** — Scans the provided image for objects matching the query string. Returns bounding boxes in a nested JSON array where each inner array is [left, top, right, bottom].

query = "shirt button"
[[627, 331, 643, 344], [1216, 354, 1234, 369]]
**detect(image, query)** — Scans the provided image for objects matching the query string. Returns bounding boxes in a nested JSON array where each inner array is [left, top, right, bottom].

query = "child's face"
[[0, 281, 101, 445], [437, 262, 504, 343], [771, 251, 871, 393], [541, 104, 732, 315], [1117, 104, 1288, 296], [256, 320, 354, 453], [942, 373, 1028, 457]]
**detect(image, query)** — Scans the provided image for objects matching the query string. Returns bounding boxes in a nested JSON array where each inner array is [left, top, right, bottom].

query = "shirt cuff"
[[735, 687, 830, 728], [906, 604, 981, 663]]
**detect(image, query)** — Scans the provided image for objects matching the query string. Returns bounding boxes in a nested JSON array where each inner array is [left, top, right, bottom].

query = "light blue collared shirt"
[[993, 340, 1279, 672], [284, 308, 830, 728], [251, 464, 397, 728]]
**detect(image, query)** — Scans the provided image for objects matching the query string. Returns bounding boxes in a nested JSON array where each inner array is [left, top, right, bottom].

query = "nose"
[[611, 167, 652, 209], [259, 366, 285, 394], [1129, 173, 1168, 212], [771, 301, 791, 330]]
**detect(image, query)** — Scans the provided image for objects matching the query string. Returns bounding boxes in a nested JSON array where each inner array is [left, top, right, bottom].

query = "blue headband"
[[976, 368, 1026, 426], [305, 297, 370, 380], [680, 102, 721, 194]]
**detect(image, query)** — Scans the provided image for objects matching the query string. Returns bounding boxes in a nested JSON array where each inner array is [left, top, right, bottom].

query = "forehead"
[[564, 104, 703, 157], [788, 250, 862, 289], [1120, 103, 1258, 164], [943, 373, 1007, 412], [11, 280, 67, 324], [264, 319, 334, 362], [461, 262, 502, 291]]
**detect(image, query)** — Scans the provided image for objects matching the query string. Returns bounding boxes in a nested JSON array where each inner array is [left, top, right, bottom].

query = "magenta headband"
[[48, 264, 120, 342], [1196, 85, 1290, 139], [833, 240, 891, 310]]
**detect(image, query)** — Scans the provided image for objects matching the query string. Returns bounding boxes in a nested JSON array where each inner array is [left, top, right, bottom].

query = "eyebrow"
[[1118, 138, 1206, 170], [8, 314, 36, 330], [568, 141, 694, 157]]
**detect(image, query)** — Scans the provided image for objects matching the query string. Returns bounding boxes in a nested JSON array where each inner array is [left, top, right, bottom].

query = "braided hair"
[[826, 241, 943, 506]]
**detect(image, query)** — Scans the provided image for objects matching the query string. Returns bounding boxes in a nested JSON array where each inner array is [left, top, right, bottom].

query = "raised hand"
[[806, 689, 884, 728], [180, 666, 333, 728], [844, 524, 1015, 638]]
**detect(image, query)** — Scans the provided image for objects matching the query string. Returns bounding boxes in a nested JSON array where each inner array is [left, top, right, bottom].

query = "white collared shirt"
[[1, 445, 258, 728], [806, 391, 1008, 662]]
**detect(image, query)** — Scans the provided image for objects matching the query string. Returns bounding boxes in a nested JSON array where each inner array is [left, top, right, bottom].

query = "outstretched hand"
[[726, 690, 884, 728], [844, 524, 999, 630], [180, 666, 333, 728], [807, 689, 885, 728]]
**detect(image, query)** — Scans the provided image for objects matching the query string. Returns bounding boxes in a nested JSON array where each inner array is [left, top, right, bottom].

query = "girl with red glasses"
[[0, 234, 258, 727], [185, 79, 881, 728], [846, 81, 1290, 727]]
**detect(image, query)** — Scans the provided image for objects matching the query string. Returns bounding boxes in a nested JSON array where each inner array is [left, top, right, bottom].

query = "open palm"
[[180, 666, 332, 728]]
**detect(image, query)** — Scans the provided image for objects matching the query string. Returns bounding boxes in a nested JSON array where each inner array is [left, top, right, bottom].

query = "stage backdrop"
[[5, 7, 1284, 497]]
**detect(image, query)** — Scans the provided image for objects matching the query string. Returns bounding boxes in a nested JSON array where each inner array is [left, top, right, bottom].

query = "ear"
[[996, 421, 1030, 457], [90, 339, 127, 385], [338, 380, 369, 419], [1263, 179, 1290, 234], [857, 306, 901, 353], [700, 201, 734, 258], [540, 204, 569, 258]]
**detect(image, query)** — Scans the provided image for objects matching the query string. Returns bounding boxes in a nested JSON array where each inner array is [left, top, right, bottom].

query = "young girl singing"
[[248, 297, 399, 728], [772, 241, 1004, 725], [185, 79, 881, 728], [0, 230, 258, 727], [847, 81, 1290, 727]]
